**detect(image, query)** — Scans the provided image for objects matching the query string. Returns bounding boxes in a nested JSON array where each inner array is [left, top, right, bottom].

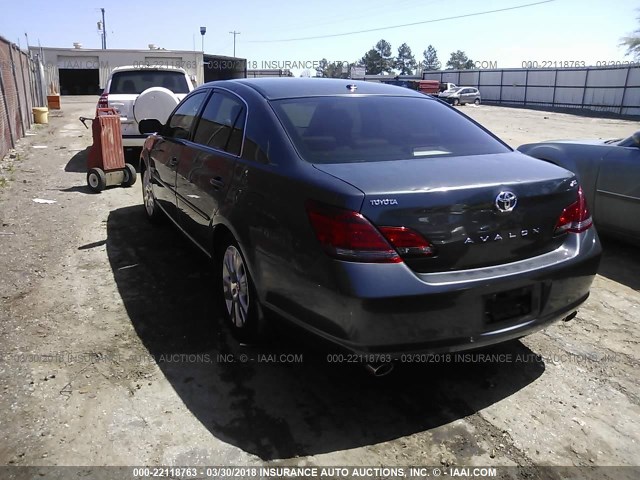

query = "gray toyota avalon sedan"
[[138, 78, 601, 357]]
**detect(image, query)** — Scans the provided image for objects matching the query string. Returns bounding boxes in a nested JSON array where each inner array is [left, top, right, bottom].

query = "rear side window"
[[271, 96, 510, 164], [109, 70, 190, 94], [193, 92, 246, 156], [164, 92, 208, 139]]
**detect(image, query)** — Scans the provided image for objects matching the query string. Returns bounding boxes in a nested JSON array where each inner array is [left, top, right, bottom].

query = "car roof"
[[110, 65, 187, 73], [198, 78, 429, 100]]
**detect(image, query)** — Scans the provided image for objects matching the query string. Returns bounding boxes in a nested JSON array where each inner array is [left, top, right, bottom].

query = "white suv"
[[98, 66, 194, 148]]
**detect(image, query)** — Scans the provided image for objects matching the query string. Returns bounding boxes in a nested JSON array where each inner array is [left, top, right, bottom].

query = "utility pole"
[[229, 31, 240, 57], [200, 27, 207, 53], [101, 8, 107, 49]]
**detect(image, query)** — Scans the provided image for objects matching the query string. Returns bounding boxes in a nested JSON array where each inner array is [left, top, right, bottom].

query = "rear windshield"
[[109, 70, 190, 95], [271, 96, 510, 164]]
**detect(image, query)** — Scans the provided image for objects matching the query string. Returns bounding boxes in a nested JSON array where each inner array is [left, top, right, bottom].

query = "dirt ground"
[[0, 97, 639, 479]]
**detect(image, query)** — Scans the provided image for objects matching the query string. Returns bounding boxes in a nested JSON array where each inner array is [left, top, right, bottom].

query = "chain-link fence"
[[1, 35, 46, 160]]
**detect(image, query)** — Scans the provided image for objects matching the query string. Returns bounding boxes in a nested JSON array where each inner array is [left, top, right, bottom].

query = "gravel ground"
[[0, 97, 639, 479]]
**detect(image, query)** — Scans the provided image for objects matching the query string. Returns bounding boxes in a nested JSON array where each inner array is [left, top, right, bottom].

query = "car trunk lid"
[[313, 152, 578, 272]]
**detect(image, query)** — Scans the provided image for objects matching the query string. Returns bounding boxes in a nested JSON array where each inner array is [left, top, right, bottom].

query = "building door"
[[57, 56, 100, 95]]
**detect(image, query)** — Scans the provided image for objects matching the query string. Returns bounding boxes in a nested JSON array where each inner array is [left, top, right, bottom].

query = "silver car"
[[518, 131, 640, 244], [439, 87, 481, 106]]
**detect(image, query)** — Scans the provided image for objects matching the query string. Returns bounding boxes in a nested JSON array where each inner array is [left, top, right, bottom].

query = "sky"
[[1, 0, 639, 75]]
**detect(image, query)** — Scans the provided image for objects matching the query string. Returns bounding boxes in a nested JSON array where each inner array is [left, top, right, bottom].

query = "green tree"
[[360, 49, 384, 74], [360, 39, 394, 74], [328, 61, 348, 78], [422, 45, 441, 71], [394, 43, 417, 75], [620, 13, 640, 60], [316, 58, 347, 78], [316, 58, 329, 77], [446, 50, 474, 70], [375, 39, 393, 73]]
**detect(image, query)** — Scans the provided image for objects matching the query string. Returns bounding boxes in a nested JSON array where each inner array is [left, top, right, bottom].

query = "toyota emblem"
[[495, 191, 517, 212]]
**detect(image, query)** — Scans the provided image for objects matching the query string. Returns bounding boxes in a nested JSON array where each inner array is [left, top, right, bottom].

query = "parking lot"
[[0, 97, 639, 476]]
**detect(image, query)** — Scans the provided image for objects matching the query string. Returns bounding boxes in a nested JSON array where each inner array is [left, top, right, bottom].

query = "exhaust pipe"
[[562, 311, 578, 322], [364, 361, 395, 377]]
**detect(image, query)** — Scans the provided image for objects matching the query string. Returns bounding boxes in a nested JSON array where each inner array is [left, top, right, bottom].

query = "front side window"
[[272, 95, 510, 164], [164, 91, 208, 139], [193, 91, 246, 156]]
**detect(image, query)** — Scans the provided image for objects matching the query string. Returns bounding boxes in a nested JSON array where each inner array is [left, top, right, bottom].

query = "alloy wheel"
[[222, 245, 250, 328], [143, 168, 154, 217]]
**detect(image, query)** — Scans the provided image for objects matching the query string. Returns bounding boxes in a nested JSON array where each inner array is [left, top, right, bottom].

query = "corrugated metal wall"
[[423, 65, 640, 116], [1, 36, 44, 161]]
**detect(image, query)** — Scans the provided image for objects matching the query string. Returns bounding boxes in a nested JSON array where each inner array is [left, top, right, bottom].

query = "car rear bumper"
[[262, 229, 602, 356], [122, 135, 147, 147]]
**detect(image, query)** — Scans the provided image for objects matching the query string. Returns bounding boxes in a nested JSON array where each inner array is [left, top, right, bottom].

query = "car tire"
[[122, 163, 137, 187], [87, 168, 106, 192], [453, 98, 460, 106], [218, 236, 264, 343], [474, 98, 481, 105], [141, 166, 163, 223], [124, 147, 142, 165]]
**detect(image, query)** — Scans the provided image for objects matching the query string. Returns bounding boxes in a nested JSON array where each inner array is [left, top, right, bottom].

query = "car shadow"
[[106, 205, 546, 460], [124, 147, 142, 169], [485, 103, 639, 121], [65, 147, 90, 173], [597, 235, 640, 291], [60, 185, 93, 194], [65, 147, 141, 174]]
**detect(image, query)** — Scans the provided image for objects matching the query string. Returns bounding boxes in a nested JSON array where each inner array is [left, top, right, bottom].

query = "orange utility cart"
[[80, 108, 136, 192]]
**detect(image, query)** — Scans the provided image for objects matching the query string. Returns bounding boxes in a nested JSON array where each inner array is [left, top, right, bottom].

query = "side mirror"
[[139, 119, 164, 135]]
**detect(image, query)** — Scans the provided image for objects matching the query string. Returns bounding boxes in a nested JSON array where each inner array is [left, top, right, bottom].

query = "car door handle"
[[169, 157, 179, 167], [210, 176, 225, 190]]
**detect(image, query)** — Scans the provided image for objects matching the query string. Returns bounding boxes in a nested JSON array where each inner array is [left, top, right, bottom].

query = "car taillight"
[[305, 201, 434, 263], [97, 92, 108, 109], [378, 226, 434, 257], [554, 186, 593, 235]]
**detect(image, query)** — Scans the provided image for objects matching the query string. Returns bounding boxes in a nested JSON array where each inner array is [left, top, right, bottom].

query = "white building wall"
[[30, 47, 204, 93]]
